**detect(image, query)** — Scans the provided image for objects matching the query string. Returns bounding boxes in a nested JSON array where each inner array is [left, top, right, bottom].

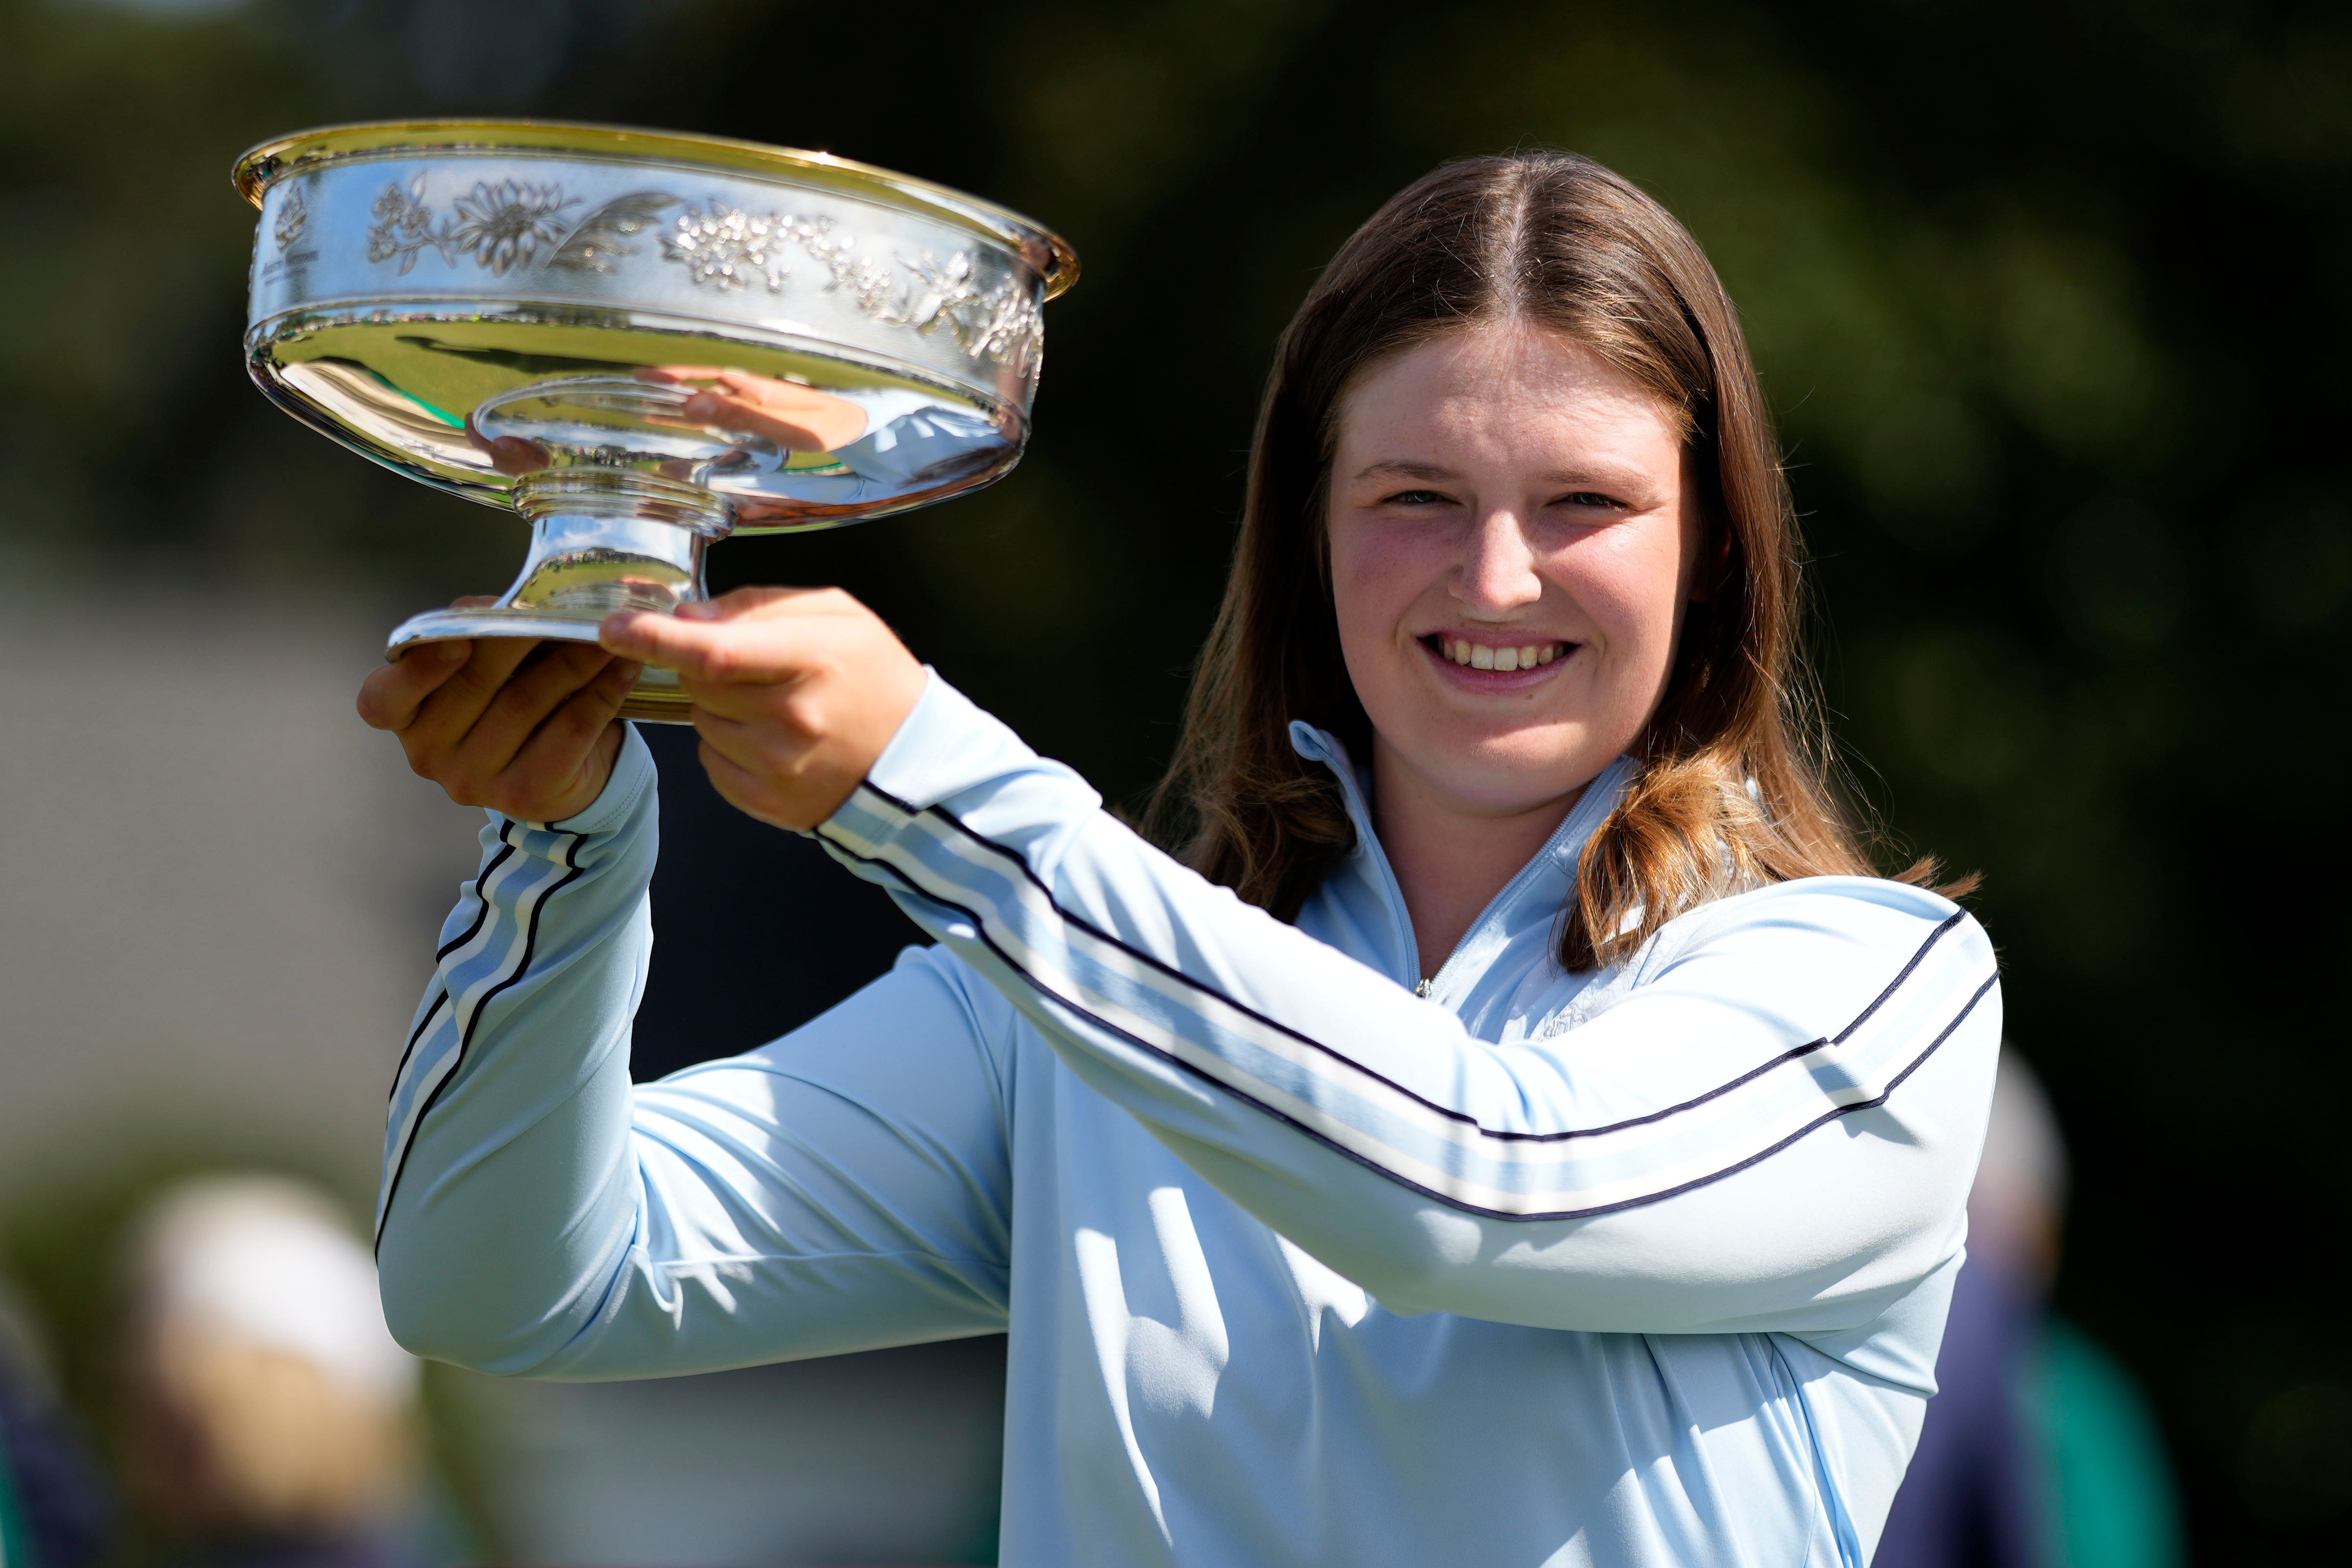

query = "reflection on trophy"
[[234, 120, 1077, 720]]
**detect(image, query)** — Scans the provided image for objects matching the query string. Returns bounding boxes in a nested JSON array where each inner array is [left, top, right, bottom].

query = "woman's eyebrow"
[[1352, 460, 1458, 482], [1538, 465, 1652, 491]]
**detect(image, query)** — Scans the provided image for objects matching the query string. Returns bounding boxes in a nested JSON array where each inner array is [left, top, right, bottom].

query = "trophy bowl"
[[234, 120, 1077, 721]]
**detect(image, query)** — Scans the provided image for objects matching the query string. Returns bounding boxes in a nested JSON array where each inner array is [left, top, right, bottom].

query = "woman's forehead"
[[1334, 325, 1686, 466]]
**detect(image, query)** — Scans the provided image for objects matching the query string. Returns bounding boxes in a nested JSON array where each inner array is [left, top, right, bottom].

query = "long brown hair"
[[1150, 151, 1957, 972]]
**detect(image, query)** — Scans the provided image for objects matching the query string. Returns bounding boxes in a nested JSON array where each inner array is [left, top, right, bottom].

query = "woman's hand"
[[357, 600, 641, 822], [598, 587, 927, 831]]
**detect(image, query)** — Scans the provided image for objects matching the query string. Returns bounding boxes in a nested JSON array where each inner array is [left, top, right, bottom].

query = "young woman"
[[359, 153, 1999, 1568]]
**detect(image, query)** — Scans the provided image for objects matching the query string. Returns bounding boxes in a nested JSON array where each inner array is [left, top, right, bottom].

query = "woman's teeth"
[[1441, 638, 1565, 672]]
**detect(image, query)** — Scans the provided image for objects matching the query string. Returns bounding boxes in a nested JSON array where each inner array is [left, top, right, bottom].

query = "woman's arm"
[[814, 677, 2002, 1343], [376, 728, 1015, 1379]]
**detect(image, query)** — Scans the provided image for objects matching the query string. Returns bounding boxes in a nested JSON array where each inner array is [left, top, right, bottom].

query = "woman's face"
[[1326, 322, 1705, 819]]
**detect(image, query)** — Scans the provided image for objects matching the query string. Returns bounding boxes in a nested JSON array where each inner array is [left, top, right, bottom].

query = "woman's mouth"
[[1420, 634, 1572, 675]]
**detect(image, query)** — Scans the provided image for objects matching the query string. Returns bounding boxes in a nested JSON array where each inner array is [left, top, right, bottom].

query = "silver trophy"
[[235, 120, 1077, 719]]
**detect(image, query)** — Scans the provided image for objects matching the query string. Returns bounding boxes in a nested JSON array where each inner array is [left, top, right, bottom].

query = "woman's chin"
[[1381, 729, 1616, 818]]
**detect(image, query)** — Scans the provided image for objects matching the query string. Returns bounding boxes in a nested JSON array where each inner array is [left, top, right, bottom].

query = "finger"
[[451, 594, 500, 610], [600, 586, 859, 670], [686, 699, 792, 776], [675, 585, 832, 623], [598, 609, 818, 683], [696, 725, 860, 832], [696, 736, 805, 831], [684, 697, 859, 825], [359, 640, 469, 731], [407, 636, 546, 745], [459, 643, 626, 772], [676, 671, 814, 724], [501, 655, 640, 803]]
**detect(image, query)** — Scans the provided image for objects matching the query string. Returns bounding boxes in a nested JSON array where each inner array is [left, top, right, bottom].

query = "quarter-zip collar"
[[1286, 721, 1637, 1028]]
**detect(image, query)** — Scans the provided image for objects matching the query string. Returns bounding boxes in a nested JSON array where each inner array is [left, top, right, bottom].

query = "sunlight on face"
[[1326, 322, 1703, 819]]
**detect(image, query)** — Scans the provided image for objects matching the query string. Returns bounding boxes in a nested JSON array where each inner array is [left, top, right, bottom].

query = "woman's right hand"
[[356, 602, 641, 823]]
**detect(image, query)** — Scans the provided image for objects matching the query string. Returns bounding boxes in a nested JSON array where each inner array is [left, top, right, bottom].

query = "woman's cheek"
[[1557, 551, 1683, 730], [1331, 524, 1432, 659]]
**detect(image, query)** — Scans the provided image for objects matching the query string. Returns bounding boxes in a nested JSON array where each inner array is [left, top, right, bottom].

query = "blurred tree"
[[3, 0, 2347, 1559]]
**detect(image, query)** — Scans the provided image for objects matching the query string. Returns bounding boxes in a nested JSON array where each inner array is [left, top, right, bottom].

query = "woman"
[[359, 153, 1999, 1567]]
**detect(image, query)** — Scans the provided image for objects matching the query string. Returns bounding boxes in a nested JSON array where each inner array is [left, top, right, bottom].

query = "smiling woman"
[[1158, 156, 1962, 982], [359, 152, 2000, 1568]]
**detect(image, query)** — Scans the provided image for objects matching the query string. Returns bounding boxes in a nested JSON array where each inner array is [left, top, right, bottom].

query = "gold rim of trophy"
[[232, 118, 1081, 302]]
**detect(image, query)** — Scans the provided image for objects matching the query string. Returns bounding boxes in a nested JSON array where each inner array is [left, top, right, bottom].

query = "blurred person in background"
[[356, 153, 2001, 1566], [0, 1279, 108, 1568], [1878, 1052, 2183, 1568], [119, 1177, 441, 1568]]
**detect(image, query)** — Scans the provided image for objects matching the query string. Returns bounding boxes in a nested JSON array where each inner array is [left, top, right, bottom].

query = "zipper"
[[1351, 784, 1583, 1002], [1343, 777, 1574, 997], [1419, 827, 1565, 1000], [1420, 766, 1628, 1000], [1301, 733, 1622, 1000]]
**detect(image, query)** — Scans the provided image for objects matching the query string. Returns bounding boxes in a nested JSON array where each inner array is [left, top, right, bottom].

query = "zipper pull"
[[1415, 977, 1433, 998]]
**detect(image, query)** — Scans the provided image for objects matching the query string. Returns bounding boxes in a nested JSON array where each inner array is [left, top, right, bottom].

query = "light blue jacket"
[[377, 674, 2001, 1568]]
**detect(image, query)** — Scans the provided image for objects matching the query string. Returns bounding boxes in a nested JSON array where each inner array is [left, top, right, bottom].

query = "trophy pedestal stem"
[[384, 471, 736, 724]]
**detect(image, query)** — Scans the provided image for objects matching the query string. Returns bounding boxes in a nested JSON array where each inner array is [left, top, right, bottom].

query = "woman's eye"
[[1556, 491, 1628, 512], [1381, 489, 1451, 507]]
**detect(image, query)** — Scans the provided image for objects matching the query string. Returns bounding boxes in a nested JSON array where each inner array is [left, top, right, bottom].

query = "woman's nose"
[[1454, 510, 1544, 612]]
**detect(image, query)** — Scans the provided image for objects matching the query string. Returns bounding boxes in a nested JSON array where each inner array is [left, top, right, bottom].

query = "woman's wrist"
[[547, 722, 657, 835]]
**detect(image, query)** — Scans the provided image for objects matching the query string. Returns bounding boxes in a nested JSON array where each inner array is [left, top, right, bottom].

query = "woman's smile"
[[1418, 630, 1576, 685]]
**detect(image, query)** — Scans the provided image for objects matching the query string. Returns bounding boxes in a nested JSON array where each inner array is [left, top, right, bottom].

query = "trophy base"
[[385, 457, 733, 726], [386, 605, 693, 724]]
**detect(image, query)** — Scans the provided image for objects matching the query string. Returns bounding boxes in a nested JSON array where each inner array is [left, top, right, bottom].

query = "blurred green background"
[[2, 0, 2348, 1561]]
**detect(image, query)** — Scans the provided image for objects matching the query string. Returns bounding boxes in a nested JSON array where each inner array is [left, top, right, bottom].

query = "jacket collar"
[[1286, 720, 1637, 993]]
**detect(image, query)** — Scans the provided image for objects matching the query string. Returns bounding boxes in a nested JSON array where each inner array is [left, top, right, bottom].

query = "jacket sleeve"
[[375, 726, 1015, 1380], [815, 675, 2003, 1344]]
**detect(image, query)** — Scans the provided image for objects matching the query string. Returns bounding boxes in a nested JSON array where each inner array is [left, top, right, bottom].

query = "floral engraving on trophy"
[[449, 181, 577, 273], [654, 200, 1043, 378], [792, 217, 900, 313], [353, 179, 1049, 378], [366, 180, 437, 271], [662, 202, 795, 292], [890, 248, 1044, 379], [365, 177, 580, 276]]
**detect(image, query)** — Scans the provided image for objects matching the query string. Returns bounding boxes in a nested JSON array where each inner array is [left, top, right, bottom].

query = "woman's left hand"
[[599, 587, 928, 831]]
